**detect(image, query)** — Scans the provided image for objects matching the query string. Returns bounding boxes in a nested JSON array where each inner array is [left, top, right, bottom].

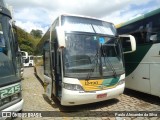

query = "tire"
[[29, 63, 32, 67]]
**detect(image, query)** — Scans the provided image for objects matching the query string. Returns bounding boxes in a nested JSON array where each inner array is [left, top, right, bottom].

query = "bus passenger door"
[[51, 43, 62, 99], [43, 41, 52, 98], [51, 50, 56, 96]]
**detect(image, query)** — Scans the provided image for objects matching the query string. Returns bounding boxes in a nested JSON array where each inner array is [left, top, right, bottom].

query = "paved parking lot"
[[19, 67, 159, 120]]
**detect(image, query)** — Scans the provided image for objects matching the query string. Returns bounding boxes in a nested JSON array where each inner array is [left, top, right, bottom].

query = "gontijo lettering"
[[85, 81, 98, 85]]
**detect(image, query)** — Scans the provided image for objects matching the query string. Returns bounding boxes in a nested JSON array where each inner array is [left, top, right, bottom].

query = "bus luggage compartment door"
[[150, 64, 160, 97]]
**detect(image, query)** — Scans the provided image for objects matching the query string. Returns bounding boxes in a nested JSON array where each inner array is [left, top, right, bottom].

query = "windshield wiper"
[[101, 44, 117, 78], [85, 49, 99, 80]]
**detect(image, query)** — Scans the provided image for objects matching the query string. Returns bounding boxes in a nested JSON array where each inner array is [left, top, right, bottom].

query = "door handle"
[[142, 77, 150, 80]]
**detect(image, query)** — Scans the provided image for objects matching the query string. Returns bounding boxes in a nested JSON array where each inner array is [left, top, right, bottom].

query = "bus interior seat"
[[67, 55, 91, 67]]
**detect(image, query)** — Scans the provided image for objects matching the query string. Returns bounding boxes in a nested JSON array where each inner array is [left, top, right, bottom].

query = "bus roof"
[[116, 8, 160, 28]]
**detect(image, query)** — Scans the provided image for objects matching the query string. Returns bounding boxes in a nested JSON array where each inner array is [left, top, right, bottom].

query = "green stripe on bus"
[[102, 77, 120, 87], [124, 44, 152, 76]]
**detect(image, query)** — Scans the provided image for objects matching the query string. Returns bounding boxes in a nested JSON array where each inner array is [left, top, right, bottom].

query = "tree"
[[16, 26, 38, 55], [30, 29, 43, 38]]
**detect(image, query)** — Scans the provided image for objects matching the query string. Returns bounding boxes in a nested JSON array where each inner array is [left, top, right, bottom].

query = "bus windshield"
[[63, 33, 124, 79], [62, 16, 117, 36], [0, 13, 18, 86]]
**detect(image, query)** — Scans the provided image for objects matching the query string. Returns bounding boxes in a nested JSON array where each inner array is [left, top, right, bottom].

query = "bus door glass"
[[51, 30, 62, 98], [56, 50, 62, 98], [43, 41, 52, 98]]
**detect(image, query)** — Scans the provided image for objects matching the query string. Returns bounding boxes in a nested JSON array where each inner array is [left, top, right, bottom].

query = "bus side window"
[[51, 51, 55, 69], [25, 58, 29, 63], [0, 33, 5, 53], [150, 34, 157, 43], [146, 22, 152, 42], [30, 56, 33, 60]]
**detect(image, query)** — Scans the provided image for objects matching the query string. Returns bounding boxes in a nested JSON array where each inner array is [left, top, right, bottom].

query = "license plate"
[[97, 93, 107, 99]]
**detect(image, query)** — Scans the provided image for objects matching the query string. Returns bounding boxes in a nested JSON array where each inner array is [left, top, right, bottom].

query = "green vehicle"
[[117, 8, 160, 97], [0, 0, 23, 113]]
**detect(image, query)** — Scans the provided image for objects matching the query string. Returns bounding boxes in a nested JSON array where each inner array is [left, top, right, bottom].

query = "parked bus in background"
[[21, 51, 28, 59], [0, 0, 23, 113], [35, 14, 136, 106], [23, 55, 34, 67], [116, 8, 160, 97]]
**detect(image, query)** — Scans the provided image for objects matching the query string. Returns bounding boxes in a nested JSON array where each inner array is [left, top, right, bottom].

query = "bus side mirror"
[[119, 35, 136, 54], [56, 27, 66, 48], [150, 34, 157, 42]]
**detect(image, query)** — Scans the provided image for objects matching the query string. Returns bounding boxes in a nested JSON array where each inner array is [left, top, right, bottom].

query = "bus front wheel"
[[29, 64, 32, 67]]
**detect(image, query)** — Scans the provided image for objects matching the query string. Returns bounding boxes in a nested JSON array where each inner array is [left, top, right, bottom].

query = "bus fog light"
[[62, 83, 84, 91], [118, 79, 125, 85], [11, 93, 19, 101]]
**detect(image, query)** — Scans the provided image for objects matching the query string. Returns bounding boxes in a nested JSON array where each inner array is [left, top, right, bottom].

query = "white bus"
[[23, 55, 34, 67], [0, 0, 23, 114], [35, 14, 136, 106], [21, 51, 28, 59], [117, 8, 160, 97]]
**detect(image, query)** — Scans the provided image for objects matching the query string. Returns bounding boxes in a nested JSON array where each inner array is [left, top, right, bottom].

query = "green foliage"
[[30, 29, 43, 38], [16, 26, 41, 55]]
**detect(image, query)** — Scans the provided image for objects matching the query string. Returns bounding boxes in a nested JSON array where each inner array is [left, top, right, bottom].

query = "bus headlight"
[[62, 83, 84, 91], [117, 79, 125, 85]]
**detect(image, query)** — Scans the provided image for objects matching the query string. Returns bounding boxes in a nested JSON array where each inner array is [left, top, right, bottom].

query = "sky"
[[5, 0, 160, 34]]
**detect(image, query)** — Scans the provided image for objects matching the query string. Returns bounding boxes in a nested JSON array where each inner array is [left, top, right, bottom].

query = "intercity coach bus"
[[116, 8, 160, 97], [0, 0, 23, 112], [35, 14, 136, 106], [23, 55, 34, 67]]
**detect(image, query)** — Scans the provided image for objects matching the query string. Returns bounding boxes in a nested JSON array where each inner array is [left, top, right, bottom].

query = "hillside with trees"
[[16, 26, 42, 55]]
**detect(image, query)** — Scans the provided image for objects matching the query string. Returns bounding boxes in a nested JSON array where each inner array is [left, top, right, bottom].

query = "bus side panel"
[[125, 63, 151, 94], [125, 43, 160, 96], [124, 44, 152, 94], [150, 64, 160, 97]]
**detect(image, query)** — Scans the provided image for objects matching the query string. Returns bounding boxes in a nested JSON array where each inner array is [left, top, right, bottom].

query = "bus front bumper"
[[2, 99, 24, 111], [61, 83, 125, 106], [0, 99, 23, 120]]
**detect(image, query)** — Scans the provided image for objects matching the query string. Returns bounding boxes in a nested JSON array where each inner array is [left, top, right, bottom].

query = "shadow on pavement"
[[124, 88, 160, 105], [34, 73, 44, 87], [59, 98, 119, 112], [42, 93, 119, 113]]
